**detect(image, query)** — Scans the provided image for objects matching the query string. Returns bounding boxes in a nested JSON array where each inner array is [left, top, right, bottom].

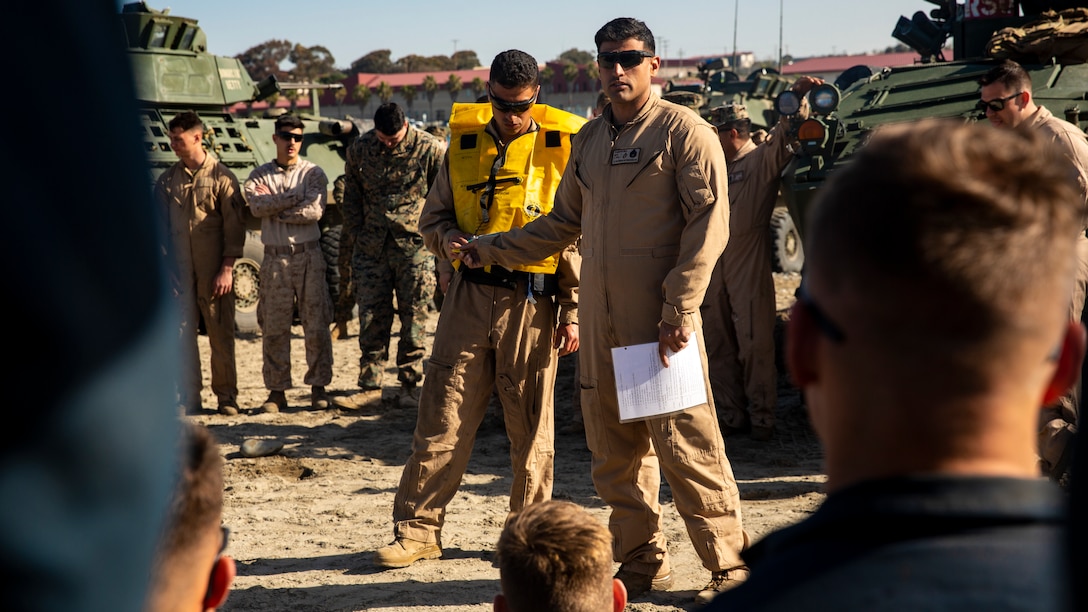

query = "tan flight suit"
[[245, 159, 334, 391], [702, 129, 794, 430], [391, 117, 580, 545], [155, 153, 245, 408], [1026, 106, 1088, 478], [475, 92, 747, 576]]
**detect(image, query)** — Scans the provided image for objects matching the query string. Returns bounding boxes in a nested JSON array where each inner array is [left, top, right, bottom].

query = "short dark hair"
[[979, 59, 1033, 93], [156, 422, 224, 560], [490, 50, 539, 89], [374, 103, 406, 135], [168, 110, 202, 133], [595, 18, 655, 53], [274, 114, 304, 132]]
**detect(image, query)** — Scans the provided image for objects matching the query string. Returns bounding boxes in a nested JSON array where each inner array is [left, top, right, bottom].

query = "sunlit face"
[[979, 82, 1027, 129], [488, 81, 538, 143], [376, 122, 408, 149], [597, 39, 659, 109], [168, 126, 204, 163], [273, 127, 304, 163]]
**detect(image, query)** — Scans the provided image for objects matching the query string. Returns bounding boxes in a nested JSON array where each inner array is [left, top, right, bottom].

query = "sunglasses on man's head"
[[275, 131, 304, 142], [597, 50, 654, 70], [976, 91, 1022, 113], [488, 84, 537, 114]]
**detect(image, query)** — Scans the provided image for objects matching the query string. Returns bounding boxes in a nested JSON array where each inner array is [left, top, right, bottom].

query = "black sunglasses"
[[275, 131, 304, 142], [796, 280, 845, 343], [976, 91, 1022, 113], [488, 84, 537, 114], [597, 50, 654, 70]]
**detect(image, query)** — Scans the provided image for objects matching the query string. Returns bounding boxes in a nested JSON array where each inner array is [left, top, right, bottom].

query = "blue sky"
[[146, 1, 932, 68]]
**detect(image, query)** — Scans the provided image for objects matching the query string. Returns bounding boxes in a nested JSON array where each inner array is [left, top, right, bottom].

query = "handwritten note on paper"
[[611, 335, 709, 423]]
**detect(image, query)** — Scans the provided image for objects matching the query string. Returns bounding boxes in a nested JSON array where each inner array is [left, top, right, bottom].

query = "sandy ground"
[[188, 272, 826, 612]]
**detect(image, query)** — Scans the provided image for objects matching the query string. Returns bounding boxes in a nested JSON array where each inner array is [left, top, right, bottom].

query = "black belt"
[[460, 266, 559, 297], [265, 240, 319, 256]]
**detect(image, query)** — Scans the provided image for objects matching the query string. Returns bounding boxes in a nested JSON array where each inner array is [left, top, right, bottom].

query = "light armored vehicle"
[[122, 1, 358, 332], [776, 1, 1087, 251]]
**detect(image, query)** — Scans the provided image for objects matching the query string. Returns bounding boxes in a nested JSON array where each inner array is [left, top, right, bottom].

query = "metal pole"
[[778, 0, 783, 71], [732, 0, 738, 72]]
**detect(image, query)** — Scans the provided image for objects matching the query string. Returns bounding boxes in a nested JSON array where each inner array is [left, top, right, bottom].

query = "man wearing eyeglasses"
[[244, 114, 334, 413], [333, 103, 445, 411], [372, 49, 584, 569], [457, 18, 748, 605], [704, 118, 1080, 612], [980, 59, 1088, 484]]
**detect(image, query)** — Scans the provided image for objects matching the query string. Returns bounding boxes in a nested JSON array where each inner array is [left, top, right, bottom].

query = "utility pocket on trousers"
[[579, 376, 606, 455]]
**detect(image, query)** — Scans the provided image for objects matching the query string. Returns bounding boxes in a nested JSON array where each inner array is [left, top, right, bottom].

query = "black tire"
[[320, 223, 342, 307], [233, 230, 263, 334], [770, 207, 804, 274]]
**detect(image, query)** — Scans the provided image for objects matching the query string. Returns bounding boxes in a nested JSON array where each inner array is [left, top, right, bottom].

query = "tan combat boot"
[[373, 538, 442, 569]]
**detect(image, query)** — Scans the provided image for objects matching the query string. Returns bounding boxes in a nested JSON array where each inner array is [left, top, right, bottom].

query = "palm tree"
[[446, 74, 463, 104], [563, 62, 579, 106], [401, 85, 417, 115], [540, 66, 555, 96], [376, 81, 394, 105], [423, 75, 438, 117], [470, 76, 486, 102], [334, 87, 347, 114], [353, 83, 371, 116]]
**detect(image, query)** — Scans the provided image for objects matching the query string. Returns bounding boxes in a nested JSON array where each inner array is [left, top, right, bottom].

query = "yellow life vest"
[[448, 103, 586, 274]]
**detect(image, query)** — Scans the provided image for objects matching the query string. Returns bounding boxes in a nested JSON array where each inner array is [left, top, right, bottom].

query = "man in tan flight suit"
[[701, 76, 823, 441], [156, 110, 246, 415], [459, 18, 748, 606], [372, 49, 582, 569]]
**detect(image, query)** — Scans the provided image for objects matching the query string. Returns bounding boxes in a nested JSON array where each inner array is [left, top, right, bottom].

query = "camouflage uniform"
[[244, 159, 334, 392], [342, 127, 445, 392], [155, 153, 245, 410]]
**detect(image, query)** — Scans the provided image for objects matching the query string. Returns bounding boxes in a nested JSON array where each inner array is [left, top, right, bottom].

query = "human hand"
[[792, 75, 825, 96], [212, 265, 233, 298], [658, 321, 692, 367], [449, 233, 482, 268], [253, 183, 271, 196], [554, 323, 580, 357]]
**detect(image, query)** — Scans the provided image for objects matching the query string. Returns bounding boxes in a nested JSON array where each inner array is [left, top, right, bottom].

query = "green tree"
[[376, 81, 394, 104], [451, 50, 481, 70], [235, 39, 292, 82], [558, 48, 594, 65], [289, 43, 337, 82], [446, 74, 463, 104], [470, 76, 486, 102], [284, 88, 300, 110], [423, 74, 439, 117], [350, 49, 394, 74], [586, 61, 599, 83], [353, 83, 372, 115], [401, 85, 417, 113]]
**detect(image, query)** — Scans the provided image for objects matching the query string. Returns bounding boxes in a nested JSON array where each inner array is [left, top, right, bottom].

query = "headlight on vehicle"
[[775, 90, 803, 117], [809, 84, 841, 116], [797, 118, 829, 154]]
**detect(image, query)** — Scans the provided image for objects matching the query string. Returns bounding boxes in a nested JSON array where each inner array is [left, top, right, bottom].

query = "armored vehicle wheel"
[[770, 207, 804, 274], [321, 223, 342, 307], [233, 231, 263, 334]]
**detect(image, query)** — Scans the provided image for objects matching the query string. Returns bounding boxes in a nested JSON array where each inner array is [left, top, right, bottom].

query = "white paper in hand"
[[611, 335, 708, 423]]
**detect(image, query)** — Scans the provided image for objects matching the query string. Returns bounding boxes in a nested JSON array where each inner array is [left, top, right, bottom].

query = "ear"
[[493, 593, 509, 612], [786, 301, 819, 388], [612, 578, 628, 612], [203, 556, 236, 611], [1042, 320, 1086, 405]]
